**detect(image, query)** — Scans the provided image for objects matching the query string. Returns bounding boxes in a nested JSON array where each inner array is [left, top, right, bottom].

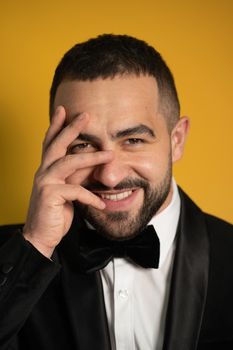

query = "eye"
[[125, 138, 145, 145], [68, 142, 95, 154]]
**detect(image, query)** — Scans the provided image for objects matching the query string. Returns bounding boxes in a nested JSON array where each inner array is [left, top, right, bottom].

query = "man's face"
[[54, 75, 185, 239]]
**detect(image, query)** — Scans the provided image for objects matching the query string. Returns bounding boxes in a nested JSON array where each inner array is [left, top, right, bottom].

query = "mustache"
[[84, 178, 149, 191]]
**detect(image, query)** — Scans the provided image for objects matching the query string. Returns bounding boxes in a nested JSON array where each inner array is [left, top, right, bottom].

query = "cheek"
[[129, 150, 171, 181]]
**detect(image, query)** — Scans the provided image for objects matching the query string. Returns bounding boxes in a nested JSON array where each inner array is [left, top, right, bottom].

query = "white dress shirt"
[[100, 179, 181, 350]]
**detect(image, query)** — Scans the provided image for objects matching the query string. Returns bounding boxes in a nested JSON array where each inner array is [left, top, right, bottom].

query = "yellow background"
[[1, 0, 232, 224]]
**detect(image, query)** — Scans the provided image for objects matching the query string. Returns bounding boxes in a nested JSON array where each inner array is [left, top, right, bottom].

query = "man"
[[0, 34, 232, 350]]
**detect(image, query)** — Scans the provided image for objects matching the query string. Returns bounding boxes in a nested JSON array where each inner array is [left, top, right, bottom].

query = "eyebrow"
[[114, 124, 155, 139], [78, 133, 101, 143], [78, 124, 155, 143]]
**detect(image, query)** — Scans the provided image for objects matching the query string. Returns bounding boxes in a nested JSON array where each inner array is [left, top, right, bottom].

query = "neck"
[[156, 182, 174, 216]]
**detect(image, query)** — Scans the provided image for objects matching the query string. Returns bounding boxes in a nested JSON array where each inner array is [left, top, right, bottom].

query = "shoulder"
[[204, 213, 232, 234], [178, 186, 233, 246], [204, 214, 233, 262], [0, 224, 24, 246], [0, 224, 23, 233], [178, 187, 232, 231]]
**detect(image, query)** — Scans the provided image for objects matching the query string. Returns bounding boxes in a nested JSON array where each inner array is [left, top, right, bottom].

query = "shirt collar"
[[148, 178, 180, 267]]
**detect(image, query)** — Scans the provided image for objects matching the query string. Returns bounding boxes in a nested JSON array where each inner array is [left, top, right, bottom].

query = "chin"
[[85, 209, 142, 241]]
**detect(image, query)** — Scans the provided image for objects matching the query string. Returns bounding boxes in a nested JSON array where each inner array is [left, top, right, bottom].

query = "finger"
[[41, 112, 90, 170], [43, 151, 113, 182], [42, 106, 66, 153], [49, 184, 106, 210]]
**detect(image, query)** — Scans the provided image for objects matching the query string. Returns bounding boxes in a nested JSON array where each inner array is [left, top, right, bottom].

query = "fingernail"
[[53, 106, 63, 119], [99, 201, 106, 209], [56, 106, 63, 113], [77, 112, 87, 120]]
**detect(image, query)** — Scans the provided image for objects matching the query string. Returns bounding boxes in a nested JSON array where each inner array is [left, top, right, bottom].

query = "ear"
[[171, 117, 190, 163]]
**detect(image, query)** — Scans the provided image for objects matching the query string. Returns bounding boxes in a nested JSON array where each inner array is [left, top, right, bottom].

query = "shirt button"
[[118, 289, 129, 299]]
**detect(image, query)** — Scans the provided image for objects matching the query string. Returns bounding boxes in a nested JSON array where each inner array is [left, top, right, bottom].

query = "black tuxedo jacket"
[[0, 189, 233, 350]]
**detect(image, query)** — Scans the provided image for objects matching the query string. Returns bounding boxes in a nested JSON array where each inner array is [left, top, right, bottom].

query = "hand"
[[23, 106, 113, 258]]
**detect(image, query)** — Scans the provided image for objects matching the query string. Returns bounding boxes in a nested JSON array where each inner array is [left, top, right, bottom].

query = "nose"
[[91, 154, 129, 188]]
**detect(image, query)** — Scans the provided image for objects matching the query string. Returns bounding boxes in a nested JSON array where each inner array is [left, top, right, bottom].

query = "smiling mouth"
[[94, 189, 135, 201]]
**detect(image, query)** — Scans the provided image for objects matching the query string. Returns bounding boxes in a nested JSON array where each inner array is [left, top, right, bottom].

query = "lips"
[[99, 190, 133, 201], [92, 188, 141, 211]]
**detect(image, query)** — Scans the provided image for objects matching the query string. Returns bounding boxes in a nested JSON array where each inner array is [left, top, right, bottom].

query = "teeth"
[[100, 190, 133, 201]]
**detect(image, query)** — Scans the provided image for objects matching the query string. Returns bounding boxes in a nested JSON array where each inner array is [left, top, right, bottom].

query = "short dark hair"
[[50, 34, 180, 130]]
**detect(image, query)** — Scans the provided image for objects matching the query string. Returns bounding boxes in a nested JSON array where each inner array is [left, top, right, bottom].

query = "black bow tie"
[[77, 225, 160, 273]]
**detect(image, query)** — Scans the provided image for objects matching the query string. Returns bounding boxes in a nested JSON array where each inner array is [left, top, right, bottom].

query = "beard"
[[75, 158, 172, 240]]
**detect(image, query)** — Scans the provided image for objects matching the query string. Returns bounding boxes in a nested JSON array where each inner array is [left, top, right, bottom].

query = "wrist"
[[23, 232, 55, 259]]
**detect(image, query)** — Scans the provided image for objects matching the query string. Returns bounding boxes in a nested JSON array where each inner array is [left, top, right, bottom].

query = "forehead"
[[54, 75, 161, 130]]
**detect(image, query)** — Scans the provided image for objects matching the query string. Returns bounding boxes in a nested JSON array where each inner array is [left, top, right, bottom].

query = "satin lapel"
[[162, 189, 210, 350], [57, 218, 111, 350]]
